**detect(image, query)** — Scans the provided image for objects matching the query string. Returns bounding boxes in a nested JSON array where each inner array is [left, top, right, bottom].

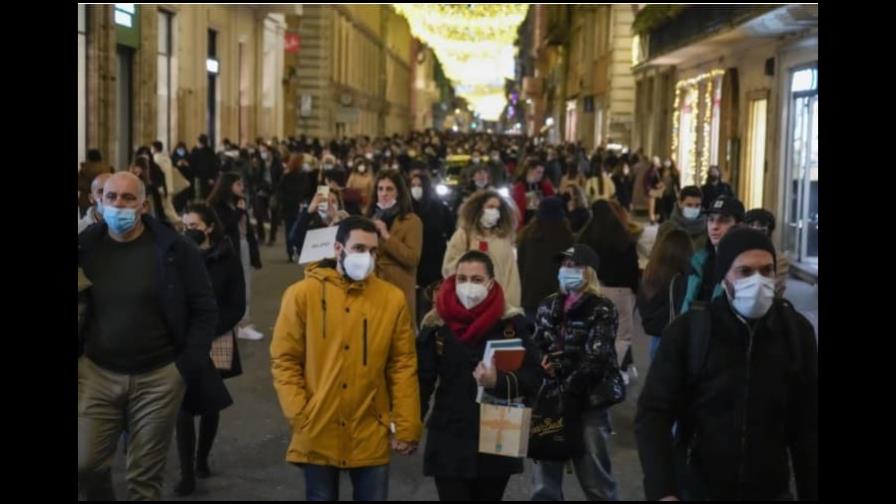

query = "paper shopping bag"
[[478, 402, 532, 458]]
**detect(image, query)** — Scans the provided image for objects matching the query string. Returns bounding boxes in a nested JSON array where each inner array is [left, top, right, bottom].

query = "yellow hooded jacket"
[[271, 260, 422, 468]]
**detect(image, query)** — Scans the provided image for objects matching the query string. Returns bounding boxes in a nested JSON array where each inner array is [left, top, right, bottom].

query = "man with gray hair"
[[78, 173, 112, 234], [78, 172, 219, 500]]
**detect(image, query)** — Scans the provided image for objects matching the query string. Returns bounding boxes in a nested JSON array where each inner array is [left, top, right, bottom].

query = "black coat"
[[637, 274, 687, 337], [412, 198, 455, 287], [203, 237, 246, 379], [189, 146, 220, 183], [417, 314, 541, 479], [214, 202, 262, 269], [700, 182, 734, 209], [635, 296, 818, 501], [577, 235, 640, 293], [516, 220, 575, 311], [566, 207, 591, 234], [78, 216, 231, 414], [276, 171, 305, 220]]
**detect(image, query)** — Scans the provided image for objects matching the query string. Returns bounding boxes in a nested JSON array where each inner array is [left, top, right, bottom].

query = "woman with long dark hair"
[[576, 200, 641, 384], [174, 202, 243, 495], [207, 172, 263, 340], [511, 159, 556, 229], [517, 197, 575, 321], [636, 229, 693, 361], [366, 169, 423, 324]]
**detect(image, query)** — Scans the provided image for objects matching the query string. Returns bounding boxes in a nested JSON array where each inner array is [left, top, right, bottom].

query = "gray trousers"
[[78, 357, 186, 501], [531, 408, 619, 501]]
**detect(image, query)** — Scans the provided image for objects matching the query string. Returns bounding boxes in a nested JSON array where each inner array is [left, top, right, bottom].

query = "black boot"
[[196, 412, 220, 479], [174, 476, 196, 496]]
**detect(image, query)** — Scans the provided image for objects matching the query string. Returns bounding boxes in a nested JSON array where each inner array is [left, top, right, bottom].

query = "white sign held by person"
[[298, 226, 339, 265]]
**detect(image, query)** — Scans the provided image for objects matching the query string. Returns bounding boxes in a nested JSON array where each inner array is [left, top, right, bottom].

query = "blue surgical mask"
[[683, 207, 701, 220], [558, 267, 585, 293], [102, 206, 139, 235]]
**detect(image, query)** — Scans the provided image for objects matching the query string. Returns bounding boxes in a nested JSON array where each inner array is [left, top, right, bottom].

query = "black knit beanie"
[[715, 227, 777, 283]]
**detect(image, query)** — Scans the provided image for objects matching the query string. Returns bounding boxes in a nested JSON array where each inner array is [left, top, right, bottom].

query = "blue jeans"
[[301, 463, 389, 501], [649, 336, 661, 361], [531, 408, 619, 501]]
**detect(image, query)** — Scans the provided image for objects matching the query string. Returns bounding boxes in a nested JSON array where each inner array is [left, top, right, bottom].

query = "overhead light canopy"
[[393, 4, 529, 121]]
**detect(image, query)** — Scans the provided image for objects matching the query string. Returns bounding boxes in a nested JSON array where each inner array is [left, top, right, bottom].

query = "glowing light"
[[393, 4, 529, 121], [436, 184, 450, 196], [545, 117, 555, 127], [497, 187, 510, 198]]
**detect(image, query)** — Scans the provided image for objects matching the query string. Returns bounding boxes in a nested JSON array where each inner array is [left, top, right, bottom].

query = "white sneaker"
[[621, 370, 630, 386], [238, 325, 264, 341], [629, 365, 639, 380]]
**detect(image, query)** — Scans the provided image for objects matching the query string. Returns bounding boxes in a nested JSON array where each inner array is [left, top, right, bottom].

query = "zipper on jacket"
[[363, 319, 368, 366], [737, 319, 756, 496]]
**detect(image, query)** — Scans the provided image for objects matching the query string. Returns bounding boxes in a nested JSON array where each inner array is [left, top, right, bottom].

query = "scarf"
[[435, 275, 506, 345]]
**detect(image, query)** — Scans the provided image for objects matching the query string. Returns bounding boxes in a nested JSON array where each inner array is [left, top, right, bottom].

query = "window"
[[78, 4, 87, 165], [710, 75, 722, 165], [157, 10, 173, 151], [743, 97, 768, 209], [791, 68, 817, 93]]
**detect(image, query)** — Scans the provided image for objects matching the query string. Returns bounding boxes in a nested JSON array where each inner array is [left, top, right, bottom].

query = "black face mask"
[[184, 229, 207, 246]]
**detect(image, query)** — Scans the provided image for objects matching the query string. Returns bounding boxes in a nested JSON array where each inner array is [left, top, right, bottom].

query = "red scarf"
[[436, 275, 506, 345]]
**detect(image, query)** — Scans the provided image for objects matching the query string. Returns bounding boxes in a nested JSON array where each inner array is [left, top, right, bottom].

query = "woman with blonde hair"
[[442, 189, 521, 307], [529, 244, 625, 501]]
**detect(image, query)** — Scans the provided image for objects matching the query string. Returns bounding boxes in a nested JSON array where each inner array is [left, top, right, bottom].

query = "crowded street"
[[79, 4, 818, 501]]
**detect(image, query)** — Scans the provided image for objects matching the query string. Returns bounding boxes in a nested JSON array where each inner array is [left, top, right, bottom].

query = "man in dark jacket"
[[635, 228, 818, 501], [190, 134, 220, 200], [657, 185, 707, 250], [78, 172, 219, 501]]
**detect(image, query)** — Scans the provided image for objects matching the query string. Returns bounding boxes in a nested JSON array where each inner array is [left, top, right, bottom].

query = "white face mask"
[[456, 281, 490, 310], [683, 207, 702, 220], [411, 186, 424, 201], [365, 153, 374, 160], [727, 273, 775, 319], [378, 199, 396, 210], [342, 251, 374, 281], [480, 208, 500, 229]]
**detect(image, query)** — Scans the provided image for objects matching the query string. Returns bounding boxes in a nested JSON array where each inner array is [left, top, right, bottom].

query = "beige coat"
[[584, 174, 616, 203], [375, 213, 423, 324], [441, 227, 522, 308]]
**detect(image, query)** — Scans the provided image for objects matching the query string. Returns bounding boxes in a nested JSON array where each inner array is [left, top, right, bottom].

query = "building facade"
[[631, 5, 818, 277], [518, 5, 636, 151], [78, 4, 425, 170]]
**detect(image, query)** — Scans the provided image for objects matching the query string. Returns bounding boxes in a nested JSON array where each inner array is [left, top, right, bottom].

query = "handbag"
[[171, 165, 191, 196], [479, 374, 532, 458], [210, 329, 235, 371], [527, 379, 586, 461]]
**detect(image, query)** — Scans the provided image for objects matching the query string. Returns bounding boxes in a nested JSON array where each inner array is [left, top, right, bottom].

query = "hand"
[[373, 219, 390, 240], [390, 438, 418, 456], [236, 199, 247, 210], [473, 359, 497, 388], [659, 497, 680, 501], [308, 193, 324, 213], [540, 355, 556, 378]]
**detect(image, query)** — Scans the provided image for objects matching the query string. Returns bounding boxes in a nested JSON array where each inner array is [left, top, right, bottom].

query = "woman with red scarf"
[[417, 251, 541, 501]]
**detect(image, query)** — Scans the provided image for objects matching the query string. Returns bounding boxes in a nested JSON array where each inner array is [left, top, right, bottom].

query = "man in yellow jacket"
[[271, 216, 422, 500]]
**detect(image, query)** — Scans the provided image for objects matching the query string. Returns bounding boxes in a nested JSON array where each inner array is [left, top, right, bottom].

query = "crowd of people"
[[77, 128, 816, 501]]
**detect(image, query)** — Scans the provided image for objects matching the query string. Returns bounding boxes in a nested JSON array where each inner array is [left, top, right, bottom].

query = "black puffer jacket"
[[417, 313, 541, 479], [412, 197, 455, 288], [203, 237, 245, 379], [532, 292, 625, 410], [635, 295, 818, 501]]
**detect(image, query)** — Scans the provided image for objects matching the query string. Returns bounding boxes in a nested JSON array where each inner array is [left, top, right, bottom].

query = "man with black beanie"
[[636, 227, 817, 501]]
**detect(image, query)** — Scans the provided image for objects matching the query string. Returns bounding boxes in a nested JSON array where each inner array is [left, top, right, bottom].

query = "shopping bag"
[[527, 379, 585, 461], [478, 375, 531, 458], [210, 329, 235, 371]]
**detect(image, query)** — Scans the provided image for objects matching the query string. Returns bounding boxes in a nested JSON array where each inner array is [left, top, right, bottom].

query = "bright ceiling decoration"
[[393, 4, 529, 121]]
